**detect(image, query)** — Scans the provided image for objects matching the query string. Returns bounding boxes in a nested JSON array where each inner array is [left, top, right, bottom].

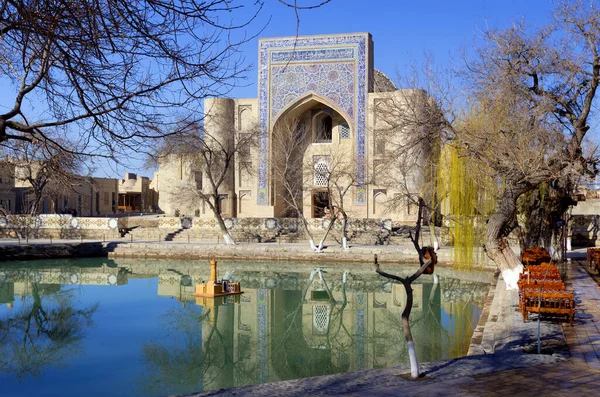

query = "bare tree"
[[154, 118, 256, 245], [374, 197, 436, 379], [376, 1, 600, 285], [0, 139, 83, 215], [313, 144, 359, 250], [445, 0, 600, 287], [0, 1, 339, 160], [0, 0, 262, 158], [371, 88, 443, 248], [271, 117, 324, 251]]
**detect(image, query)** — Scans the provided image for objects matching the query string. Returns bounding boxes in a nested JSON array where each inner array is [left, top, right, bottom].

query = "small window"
[[339, 122, 350, 140], [316, 114, 333, 142], [193, 171, 202, 190], [314, 161, 330, 186]]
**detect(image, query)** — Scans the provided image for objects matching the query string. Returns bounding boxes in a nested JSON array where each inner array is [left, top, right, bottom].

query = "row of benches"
[[518, 248, 575, 325]]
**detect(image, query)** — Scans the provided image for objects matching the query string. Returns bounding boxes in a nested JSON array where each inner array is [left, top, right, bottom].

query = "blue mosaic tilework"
[[257, 34, 370, 205], [270, 63, 355, 121], [271, 47, 355, 63]]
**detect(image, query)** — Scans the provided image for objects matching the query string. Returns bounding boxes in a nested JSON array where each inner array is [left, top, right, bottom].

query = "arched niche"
[[270, 95, 352, 218]]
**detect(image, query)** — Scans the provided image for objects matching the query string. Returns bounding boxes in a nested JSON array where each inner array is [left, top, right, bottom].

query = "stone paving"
[[178, 258, 600, 397], [562, 259, 600, 370]]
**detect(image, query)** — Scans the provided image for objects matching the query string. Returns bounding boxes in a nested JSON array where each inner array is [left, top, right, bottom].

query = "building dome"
[[373, 69, 397, 92]]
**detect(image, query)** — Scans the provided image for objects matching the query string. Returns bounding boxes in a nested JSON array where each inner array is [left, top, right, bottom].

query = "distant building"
[[0, 161, 120, 216], [0, 164, 16, 214], [15, 175, 119, 217], [156, 33, 434, 222], [118, 173, 158, 213]]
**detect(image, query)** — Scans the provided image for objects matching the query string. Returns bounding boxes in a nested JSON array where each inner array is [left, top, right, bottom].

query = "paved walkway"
[[182, 259, 600, 397], [563, 260, 600, 370]]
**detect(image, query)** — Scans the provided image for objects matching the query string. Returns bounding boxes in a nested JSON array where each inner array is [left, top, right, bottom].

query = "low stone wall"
[[0, 214, 122, 240], [156, 216, 392, 231], [150, 216, 396, 244]]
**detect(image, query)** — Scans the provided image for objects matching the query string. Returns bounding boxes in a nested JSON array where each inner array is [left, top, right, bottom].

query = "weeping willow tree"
[[437, 144, 496, 268]]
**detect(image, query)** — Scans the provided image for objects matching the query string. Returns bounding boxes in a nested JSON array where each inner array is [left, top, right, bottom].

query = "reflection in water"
[[144, 266, 488, 393], [0, 259, 490, 396], [0, 280, 97, 379]]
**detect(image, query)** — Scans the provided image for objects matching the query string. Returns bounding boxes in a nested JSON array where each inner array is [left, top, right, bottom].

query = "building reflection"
[[151, 266, 486, 391], [0, 261, 488, 392], [0, 264, 127, 310]]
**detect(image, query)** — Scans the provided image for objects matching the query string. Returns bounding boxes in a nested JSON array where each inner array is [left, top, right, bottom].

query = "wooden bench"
[[520, 271, 562, 281], [518, 279, 565, 291], [521, 247, 552, 266], [521, 290, 575, 325], [587, 248, 600, 271], [521, 263, 562, 280]]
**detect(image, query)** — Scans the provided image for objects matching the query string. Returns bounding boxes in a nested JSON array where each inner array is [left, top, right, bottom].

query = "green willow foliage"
[[437, 145, 496, 268]]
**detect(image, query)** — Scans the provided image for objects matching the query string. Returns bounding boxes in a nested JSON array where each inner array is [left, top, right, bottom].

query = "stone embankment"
[[106, 241, 495, 267], [0, 239, 497, 267], [0, 242, 109, 261]]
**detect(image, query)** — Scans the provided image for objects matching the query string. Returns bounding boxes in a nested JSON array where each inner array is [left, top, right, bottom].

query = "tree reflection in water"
[[270, 269, 353, 380], [141, 302, 258, 396], [0, 283, 97, 379], [140, 269, 486, 394]]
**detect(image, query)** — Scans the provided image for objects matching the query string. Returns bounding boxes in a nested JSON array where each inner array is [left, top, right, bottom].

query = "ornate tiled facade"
[[258, 33, 371, 205]]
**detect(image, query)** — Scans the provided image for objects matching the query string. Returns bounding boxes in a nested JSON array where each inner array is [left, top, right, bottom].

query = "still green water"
[[0, 258, 492, 397]]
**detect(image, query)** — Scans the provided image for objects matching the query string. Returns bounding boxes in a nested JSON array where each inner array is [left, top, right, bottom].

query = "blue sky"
[[228, 0, 555, 99], [138, 0, 555, 179], [1, 1, 559, 178]]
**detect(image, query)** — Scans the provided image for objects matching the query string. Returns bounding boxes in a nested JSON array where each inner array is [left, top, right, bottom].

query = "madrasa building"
[[155, 33, 434, 223]]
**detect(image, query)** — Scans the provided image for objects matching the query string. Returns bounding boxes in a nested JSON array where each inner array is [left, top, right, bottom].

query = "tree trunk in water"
[[484, 185, 531, 290], [401, 281, 420, 378]]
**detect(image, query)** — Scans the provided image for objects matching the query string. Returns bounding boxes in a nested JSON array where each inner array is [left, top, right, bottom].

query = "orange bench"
[[521, 290, 575, 325], [520, 270, 562, 281], [521, 247, 552, 266], [587, 248, 600, 271], [518, 279, 565, 291], [521, 262, 562, 280]]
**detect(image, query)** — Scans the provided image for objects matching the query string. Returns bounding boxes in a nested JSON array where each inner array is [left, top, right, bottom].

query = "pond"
[[0, 258, 493, 397]]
